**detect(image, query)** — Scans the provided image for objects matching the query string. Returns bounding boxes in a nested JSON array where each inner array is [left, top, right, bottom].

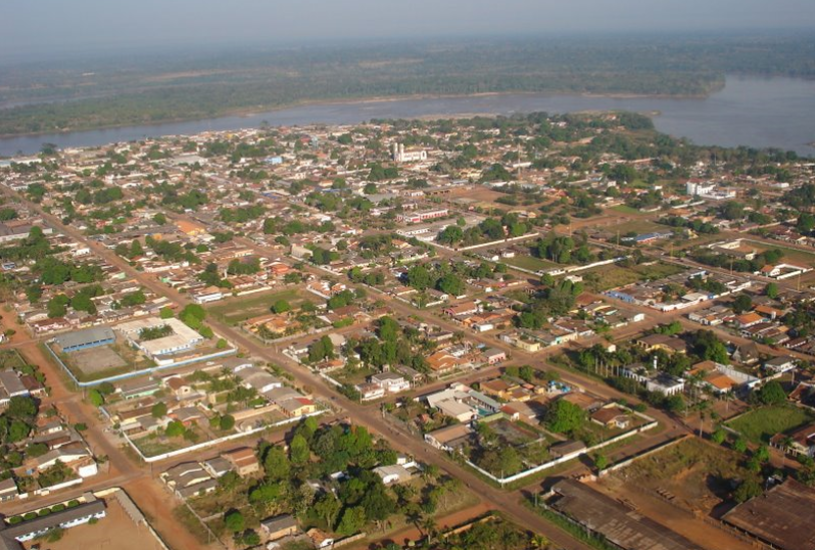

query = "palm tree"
[[420, 516, 438, 544], [782, 436, 795, 469]]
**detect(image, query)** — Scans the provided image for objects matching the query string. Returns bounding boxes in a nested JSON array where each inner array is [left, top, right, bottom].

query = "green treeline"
[[1, 34, 813, 137]]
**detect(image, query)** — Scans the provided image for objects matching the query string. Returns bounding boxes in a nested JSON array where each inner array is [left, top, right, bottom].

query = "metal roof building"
[[52, 327, 115, 352]]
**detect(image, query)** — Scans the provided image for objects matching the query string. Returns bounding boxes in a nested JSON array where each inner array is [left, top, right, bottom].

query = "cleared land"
[[0, 349, 28, 370], [504, 255, 558, 272], [207, 288, 303, 325], [606, 219, 665, 235], [608, 437, 758, 514], [70, 345, 128, 372], [57, 339, 153, 382], [583, 261, 685, 291], [727, 404, 814, 443], [743, 239, 815, 267], [609, 205, 645, 215]]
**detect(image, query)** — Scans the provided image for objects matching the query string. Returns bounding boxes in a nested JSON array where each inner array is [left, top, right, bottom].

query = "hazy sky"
[[3, 0, 814, 59]]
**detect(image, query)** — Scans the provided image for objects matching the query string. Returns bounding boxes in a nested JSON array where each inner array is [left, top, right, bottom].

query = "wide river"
[[1, 75, 813, 157]]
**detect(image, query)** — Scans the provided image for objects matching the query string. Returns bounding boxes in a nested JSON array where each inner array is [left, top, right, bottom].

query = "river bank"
[[0, 75, 812, 157], [0, 90, 708, 141]]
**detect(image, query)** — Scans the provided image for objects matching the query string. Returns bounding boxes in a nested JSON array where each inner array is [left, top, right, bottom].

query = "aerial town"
[[0, 111, 814, 550]]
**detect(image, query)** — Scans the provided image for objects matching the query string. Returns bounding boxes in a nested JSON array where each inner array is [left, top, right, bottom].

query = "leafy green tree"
[[313, 493, 341, 530], [88, 389, 104, 407], [308, 335, 335, 363], [219, 414, 235, 431], [290, 434, 310, 465], [711, 428, 727, 444], [159, 306, 174, 319], [765, 282, 779, 299], [272, 299, 291, 314], [263, 446, 291, 482], [165, 421, 185, 438], [437, 273, 465, 296], [798, 212, 815, 233], [180, 304, 206, 329], [734, 478, 762, 503], [438, 225, 464, 245], [224, 510, 245, 533], [406, 265, 432, 291], [47, 295, 69, 318], [361, 483, 396, 521], [756, 381, 786, 405], [8, 396, 37, 418], [151, 402, 167, 418], [336, 506, 366, 535], [8, 420, 30, 442], [249, 482, 282, 504], [243, 529, 261, 546], [26, 443, 49, 458], [546, 399, 586, 434], [732, 293, 753, 314], [692, 330, 730, 364]]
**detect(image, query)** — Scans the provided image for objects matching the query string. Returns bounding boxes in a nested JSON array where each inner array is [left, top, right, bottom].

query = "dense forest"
[[0, 32, 813, 136]]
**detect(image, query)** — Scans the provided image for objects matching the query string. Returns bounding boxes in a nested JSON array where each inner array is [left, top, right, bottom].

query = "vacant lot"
[[208, 288, 304, 325], [606, 218, 665, 235], [490, 418, 541, 446], [584, 261, 685, 291], [743, 239, 815, 268], [0, 349, 28, 370], [504, 255, 557, 272], [23, 496, 162, 550], [610, 436, 756, 513], [727, 405, 814, 443]]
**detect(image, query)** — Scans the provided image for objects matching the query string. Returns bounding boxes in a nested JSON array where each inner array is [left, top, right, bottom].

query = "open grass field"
[[609, 205, 646, 215], [727, 404, 814, 443], [504, 254, 558, 272], [606, 218, 665, 235], [583, 261, 685, 291], [208, 288, 304, 325], [743, 239, 815, 267]]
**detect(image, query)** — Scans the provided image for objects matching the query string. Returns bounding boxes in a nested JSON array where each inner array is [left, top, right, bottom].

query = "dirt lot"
[[69, 345, 128, 374], [23, 496, 164, 550], [448, 186, 509, 207], [608, 437, 755, 514], [124, 477, 214, 550]]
